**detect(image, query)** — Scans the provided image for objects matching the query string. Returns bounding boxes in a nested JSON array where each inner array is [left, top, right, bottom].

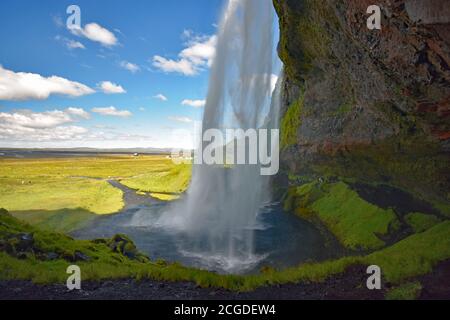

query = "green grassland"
[[1, 209, 449, 296], [120, 163, 192, 194], [0, 177, 123, 215], [0, 155, 192, 230]]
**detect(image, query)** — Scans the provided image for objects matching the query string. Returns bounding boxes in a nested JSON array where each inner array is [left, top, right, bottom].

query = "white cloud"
[[66, 107, 90, 119], [152, 33, 217, 76], [139, 107, 146, 112], [98, 81, 126, 94], [92, 106, 132, 117], [153, 56, 197, 76], [120, 61, 140, 73], [0, 65, 95, 101], [0, 108, 90, 142], [67, 40, 85, 50], [70, 23, 118, 47], [180, 35, 216, 67], [182, 99, 205, 108], [154, 94, 168, 101], [52, 15, 64, 28], [168, 116, 193, 123], [55, 36, 85, 50]]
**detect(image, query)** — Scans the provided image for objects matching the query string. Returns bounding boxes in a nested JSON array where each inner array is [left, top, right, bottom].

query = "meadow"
[[0, 155, 192, 232]]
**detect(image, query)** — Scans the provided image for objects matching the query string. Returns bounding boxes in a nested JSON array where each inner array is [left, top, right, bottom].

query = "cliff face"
[[274, 0, 450, 213]]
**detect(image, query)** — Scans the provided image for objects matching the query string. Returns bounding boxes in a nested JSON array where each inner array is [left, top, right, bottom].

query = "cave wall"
[[273, 0, 450, 213]]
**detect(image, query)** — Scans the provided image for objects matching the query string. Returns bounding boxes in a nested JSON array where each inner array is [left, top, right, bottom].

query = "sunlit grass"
[[285, 182, 399, 250], [121, 163, 192, 194], [0, 177, 123, 215], [0, 155, 192, 229]]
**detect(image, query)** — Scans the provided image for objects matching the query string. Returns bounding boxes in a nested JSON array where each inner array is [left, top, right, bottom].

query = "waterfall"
[[159, 0, 281, 273]]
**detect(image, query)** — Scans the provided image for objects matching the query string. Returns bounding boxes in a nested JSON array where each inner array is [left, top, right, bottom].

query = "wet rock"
[[15, 233, 34, 251], [107, 234, 149, 262], [46, 252, 59, 261], [74, 251, 90, 262]]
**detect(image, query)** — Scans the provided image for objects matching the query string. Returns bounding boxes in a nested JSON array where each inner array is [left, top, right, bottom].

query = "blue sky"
[[0, 0, 278, 149]]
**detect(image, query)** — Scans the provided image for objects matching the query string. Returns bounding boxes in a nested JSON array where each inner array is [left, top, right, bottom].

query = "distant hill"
[[0, 147, 192, 156]]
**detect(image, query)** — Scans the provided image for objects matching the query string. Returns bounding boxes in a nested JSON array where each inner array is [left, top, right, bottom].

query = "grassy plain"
[[0, 155, 192, 230]]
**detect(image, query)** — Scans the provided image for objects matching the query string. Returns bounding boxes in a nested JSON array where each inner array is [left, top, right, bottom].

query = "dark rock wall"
[[274, 0, 450, 212]]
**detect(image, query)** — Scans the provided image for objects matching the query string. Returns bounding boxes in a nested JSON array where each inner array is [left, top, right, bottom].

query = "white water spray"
[[158, 0, 281, 273]]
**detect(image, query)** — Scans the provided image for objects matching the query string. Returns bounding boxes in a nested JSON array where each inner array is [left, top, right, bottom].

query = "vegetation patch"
[[11, 209, 96, 234], [150, 193, 181, 201], [365, 221, 450, 283], [0, 177, 123, 215], [121, 163, 191, 195], [285, 182, 399, 250], [404, 212, 441, 233], [280, 96, 304, 150], [385, 281, 422, 300]]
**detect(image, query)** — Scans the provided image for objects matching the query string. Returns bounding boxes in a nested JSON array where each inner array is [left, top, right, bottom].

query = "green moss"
[[280, 96, 304, 150], [274, 0, 338, 80], [366, 221, 450, 283], [309, 135, 449, 217], [386, 281, 422, 300], [288, 182, 399, 250], [404, 212, 442, 233]]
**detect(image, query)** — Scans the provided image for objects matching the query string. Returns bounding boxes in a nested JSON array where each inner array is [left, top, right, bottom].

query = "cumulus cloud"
[[0, 66, 95, 101], [70, 23, 118, 47], [0, 108, 90, 142], [168, 116, 193, 123], [55, 36, 85, 50], [120, 61, 140, 73], [92, 106, 132, 117], [154, 94, 168, 101], [98, 81, 126, 94], [66, 107, 90, 119], [152, 33, 217, 76], [182, 99, 205, 108], [67, 40, 85, 50]]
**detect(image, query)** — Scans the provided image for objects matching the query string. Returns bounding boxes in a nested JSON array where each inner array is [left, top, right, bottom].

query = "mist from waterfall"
[[138, 0, 281, 273]]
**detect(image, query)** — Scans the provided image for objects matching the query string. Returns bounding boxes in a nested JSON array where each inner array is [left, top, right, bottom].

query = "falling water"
[[157, 0, 280, 273]]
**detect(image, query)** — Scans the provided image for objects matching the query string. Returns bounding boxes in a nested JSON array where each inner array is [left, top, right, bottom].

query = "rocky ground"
[[1, 262, 448, 300]]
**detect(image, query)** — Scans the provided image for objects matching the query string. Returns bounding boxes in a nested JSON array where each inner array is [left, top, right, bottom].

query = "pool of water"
[[72, 197, 342, 274]]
